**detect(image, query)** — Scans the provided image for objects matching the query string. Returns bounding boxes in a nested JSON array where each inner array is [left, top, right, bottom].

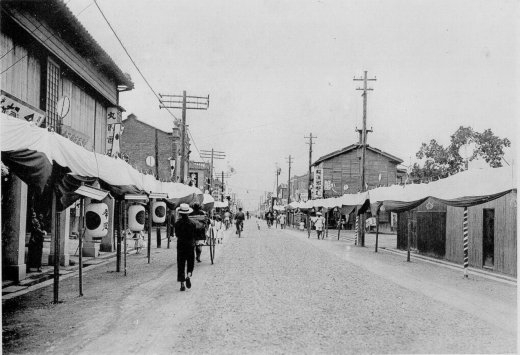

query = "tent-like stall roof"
[[1, 114, 203, 210]]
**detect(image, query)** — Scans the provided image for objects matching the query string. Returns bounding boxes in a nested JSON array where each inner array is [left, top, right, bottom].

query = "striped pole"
[[463, 207, 469, 277], [355, 215, 359, 246]]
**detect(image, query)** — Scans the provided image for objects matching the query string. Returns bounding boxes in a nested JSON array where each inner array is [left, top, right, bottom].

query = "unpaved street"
[[3, 219, 516, 354]]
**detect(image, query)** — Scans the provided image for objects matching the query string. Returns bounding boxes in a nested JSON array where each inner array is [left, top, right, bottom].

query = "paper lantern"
[[85, 202, 109, 240], [153, 201, 166, 224], [128, 204, 145, 232]]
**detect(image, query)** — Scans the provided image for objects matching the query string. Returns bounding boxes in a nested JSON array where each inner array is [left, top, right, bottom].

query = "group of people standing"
[[263, 210, 287, 229]]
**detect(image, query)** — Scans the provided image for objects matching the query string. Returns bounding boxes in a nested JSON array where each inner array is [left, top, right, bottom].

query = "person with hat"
[[174, 203, 196, 291], [314, 211, 326, 239]]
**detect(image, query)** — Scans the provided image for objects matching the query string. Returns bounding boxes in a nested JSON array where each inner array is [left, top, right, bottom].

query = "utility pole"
[[354, 70, 376, 247], [159, 91, 209, 183], [275, 164, 281, 201], [200, 149, 225, 192], [286, 155, 293, 204], [305, 133, 317, 200]]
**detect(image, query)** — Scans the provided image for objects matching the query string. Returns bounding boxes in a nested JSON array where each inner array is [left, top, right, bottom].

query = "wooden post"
[[147, 199, 153, 263], [355, 214, 359, 246], [463, 206, 469, 277], [116, 199, 121, 272], [156, 225, 161, 248], [166, 207, 171, 249], [307, 211, 311, 238], [325, 210, 329, 238], [53, 208, 60, 304], [337, 211, 341, 240], [375, 208, 380, 253], [407, 217, 411, 262], [123, 200, 127, 276], [78, 198, 84, 296]]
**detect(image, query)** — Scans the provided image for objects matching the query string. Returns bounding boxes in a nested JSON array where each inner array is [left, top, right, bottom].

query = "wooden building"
[[312, 144, 403, 198], [445, 191, 517, 276], [397, 198, 447, 258], [1, 0, 132, 281], [397, 192, 517, 276], [312, 144, 403, 232]]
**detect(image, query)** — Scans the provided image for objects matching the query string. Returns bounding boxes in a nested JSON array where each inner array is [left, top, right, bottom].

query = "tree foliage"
[[410, 126, 510, 181]]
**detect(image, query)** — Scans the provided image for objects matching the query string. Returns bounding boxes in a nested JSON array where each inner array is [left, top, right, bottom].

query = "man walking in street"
[[174, 204, 196, 291], [235, 207, 245, 235]]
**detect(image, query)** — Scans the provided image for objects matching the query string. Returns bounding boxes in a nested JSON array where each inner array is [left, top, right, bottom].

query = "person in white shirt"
[[314, 212, 325, 239]]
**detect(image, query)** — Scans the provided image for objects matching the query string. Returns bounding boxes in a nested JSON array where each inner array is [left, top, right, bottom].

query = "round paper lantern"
[[85, 202, 109, 240], [152, 201, 166, 224], [128, 204, 145, 232]]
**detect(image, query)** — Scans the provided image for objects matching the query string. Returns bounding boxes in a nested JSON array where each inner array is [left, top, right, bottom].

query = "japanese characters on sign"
[[313, 164, 323, 198], [106, 107, 122, 157], [1, 91, 45, 127]]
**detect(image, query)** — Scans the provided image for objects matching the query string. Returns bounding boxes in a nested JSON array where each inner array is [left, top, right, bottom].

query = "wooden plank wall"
[[446, 191, 517, 276], [61, 76, 107, 154], [322, 149, 400, 198], [0, 31, 41, 109], [7, 7, 118, 105]]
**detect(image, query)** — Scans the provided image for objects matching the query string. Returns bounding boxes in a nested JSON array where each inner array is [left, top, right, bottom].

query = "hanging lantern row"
[[85, 202, 109, 240], [84, 199, 169, 237]]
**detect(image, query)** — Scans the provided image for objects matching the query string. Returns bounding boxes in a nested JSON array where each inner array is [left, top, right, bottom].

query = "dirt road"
[[2, 219, 516, 354]]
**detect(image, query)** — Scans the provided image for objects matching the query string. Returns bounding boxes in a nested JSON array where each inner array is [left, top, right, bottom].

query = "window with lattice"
[[45, 59, 60, 132]]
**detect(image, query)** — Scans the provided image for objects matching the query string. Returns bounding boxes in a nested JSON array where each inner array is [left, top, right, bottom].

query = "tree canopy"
[[410, 126, 510, 182]]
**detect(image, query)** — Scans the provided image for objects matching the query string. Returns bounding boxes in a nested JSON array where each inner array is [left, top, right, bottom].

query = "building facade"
[[188, 161, 210, 192], [397, 191, 517, 276], [1, 1, 132, 281], [312, 144, 404, 198], [120, 114, 176, 181]]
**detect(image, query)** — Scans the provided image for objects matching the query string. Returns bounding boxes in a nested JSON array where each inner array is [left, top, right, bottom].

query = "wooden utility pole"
[[354, 70, 376, 247], [275, 164, 281, 201], [286, 155, 293, 204], [305, 133, 316, 200], [201, 149, 225, 192], [159, 91, 209, 183]]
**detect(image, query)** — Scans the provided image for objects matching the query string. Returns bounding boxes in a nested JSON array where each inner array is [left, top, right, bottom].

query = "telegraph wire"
[[94, 0, 207, 166], [93, 0, 179, 123]]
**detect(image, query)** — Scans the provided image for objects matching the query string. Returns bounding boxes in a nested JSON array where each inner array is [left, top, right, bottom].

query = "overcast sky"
[[68, 0, 518, 210]]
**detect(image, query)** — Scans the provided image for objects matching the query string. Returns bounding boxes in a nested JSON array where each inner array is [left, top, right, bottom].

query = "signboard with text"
[[106, 107, 122, 156], [1, 91, 45, 127]]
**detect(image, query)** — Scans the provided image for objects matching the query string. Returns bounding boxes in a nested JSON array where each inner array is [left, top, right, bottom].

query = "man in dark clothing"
[[174, 203, 196, 291], [28, 212, 44, 272], [235, 207, 245, 234], [189, 203, 208, 263]]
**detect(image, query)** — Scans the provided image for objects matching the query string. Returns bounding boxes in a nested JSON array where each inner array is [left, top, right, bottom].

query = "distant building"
[[188, 161, 210, 192], [290, 173, 310, 202], [312, 144, 404, 198], [120, 114, 177, 181]]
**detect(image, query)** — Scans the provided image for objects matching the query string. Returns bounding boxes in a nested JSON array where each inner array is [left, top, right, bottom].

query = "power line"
[[93, 0, 179, 123]]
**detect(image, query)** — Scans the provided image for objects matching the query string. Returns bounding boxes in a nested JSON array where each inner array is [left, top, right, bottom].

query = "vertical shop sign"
[[106, 107, 122, 156], [313, 163, 323, 198]]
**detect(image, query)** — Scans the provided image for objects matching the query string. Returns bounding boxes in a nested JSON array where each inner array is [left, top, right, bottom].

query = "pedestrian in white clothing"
[[314, 212, 325, 239], [213, 216, 224, 244]]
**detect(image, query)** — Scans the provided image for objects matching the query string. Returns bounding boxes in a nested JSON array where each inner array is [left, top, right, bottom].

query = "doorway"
[[482, 209, 494, 269]]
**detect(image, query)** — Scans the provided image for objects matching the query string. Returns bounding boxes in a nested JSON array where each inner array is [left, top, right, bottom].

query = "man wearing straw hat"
[[174, 203, 196, 291]]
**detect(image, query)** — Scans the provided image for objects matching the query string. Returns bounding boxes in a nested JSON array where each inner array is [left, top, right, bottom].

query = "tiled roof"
[[5, 0, 134, 89]]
